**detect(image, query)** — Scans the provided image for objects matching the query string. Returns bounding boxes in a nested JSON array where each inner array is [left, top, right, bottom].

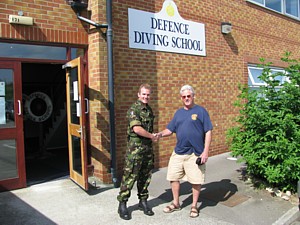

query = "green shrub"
[[226, 52, 300, 192]]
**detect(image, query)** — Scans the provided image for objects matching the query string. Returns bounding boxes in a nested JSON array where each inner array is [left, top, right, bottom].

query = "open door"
[[63, 57, 88, 190], [0, 61, 26, 191]]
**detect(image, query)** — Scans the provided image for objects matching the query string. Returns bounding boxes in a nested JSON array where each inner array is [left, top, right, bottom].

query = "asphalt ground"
[[0, 152, 299, 225]]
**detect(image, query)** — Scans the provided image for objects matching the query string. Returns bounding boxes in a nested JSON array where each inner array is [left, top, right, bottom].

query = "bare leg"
[[191, 184, 201, 208], [171, 181, 180, 206], [163, 181, 181, 213], [189, 184, 201, 217]]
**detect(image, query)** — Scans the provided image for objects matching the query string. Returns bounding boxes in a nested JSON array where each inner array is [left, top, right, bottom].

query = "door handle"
[[17, 100, 21, 115], [76, 126, 83, 139]]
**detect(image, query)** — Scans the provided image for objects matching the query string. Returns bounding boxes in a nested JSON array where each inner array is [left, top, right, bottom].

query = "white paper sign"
[[0, 82, 5, 96], [73, 81, 78, 101], [76, 102, 81, 117], [0, 97, 6, 124], [128, 0, 206, 56]]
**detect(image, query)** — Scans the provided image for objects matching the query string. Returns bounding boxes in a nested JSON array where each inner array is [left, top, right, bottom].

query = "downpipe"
[[106, 0, 119, 188]]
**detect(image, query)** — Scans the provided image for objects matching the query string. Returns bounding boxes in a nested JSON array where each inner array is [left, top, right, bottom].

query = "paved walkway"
[[0, 152, 299, 225]]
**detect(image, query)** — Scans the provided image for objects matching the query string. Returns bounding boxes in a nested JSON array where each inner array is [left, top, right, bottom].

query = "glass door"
[[63, 57, 88, 190], [0, 61, 26, 191]]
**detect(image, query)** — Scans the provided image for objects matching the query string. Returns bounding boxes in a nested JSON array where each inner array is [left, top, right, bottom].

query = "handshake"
[[151, 132, 163, 142]]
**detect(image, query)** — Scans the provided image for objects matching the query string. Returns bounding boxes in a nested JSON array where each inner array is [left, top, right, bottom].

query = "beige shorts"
[[166, 151, 206, 184]]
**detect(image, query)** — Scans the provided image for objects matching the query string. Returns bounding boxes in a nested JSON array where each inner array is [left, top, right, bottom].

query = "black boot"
[[138, 199, 154, 216], [118, 202, 130, 220]]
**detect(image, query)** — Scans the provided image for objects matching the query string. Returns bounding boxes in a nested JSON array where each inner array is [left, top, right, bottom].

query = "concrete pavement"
[[0, 152, 299, 225]]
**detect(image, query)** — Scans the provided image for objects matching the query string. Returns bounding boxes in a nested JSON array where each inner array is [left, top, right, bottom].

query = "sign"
[[0, 97, 5, 124], [24, 92, 53, 122], [128, 0, 206, 56], [0, 82, 5, 96], [9, 15, 33, 26]]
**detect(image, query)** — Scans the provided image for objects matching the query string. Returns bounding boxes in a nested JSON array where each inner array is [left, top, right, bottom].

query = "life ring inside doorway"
[[24, 92, 53, 122]]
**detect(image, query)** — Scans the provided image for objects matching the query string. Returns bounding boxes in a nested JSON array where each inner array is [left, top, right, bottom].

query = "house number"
[[9, 15, 33, 25], [9, 16, 20, 23]]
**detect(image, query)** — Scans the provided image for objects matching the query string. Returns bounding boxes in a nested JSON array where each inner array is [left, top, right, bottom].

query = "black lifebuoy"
[[24, 92, 53, 122], [22, 94, 30, 120]]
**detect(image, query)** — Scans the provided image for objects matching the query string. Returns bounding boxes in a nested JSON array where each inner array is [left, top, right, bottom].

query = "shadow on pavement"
[[0, 191, 56, 225], [87, 185, 115, 196], [146, 178, 245, 210]]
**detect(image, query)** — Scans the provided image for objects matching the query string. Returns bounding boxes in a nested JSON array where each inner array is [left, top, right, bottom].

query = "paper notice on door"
[[0, 82, 5, 96], [73, 81, 78, 101], [76, 102, 81, 117], [0, 97, 6, 124]]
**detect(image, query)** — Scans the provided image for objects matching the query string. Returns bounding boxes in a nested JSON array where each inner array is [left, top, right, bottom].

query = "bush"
[[226, 52, 300, 192]]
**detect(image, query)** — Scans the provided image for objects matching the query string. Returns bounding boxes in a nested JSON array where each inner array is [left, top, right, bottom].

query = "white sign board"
[[9, 15, 33, 26], [128, 0, 206, 56]]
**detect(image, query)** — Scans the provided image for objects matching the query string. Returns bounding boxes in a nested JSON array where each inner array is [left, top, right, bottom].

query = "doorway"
[[22, 63, 69, 185]]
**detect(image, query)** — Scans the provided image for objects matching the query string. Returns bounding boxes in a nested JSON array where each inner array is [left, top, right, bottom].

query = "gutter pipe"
[[106, 0, 118, 188]]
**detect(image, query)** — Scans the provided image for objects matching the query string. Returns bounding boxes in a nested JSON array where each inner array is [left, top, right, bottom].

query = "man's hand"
[[151, 133, 160, 142], [200, 151, 209, 164]]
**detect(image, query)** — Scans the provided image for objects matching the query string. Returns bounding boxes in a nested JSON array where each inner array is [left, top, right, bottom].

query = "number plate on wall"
[[9, 15, 33, 25]]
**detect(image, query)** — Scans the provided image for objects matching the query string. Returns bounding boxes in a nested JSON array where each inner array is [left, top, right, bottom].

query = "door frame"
[[64, 57, 89, 190], [0, 60, 26, 191], [0, 42, 89, 192]]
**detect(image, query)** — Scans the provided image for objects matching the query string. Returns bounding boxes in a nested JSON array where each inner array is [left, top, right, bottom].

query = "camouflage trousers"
[[117, 144, 154, 203]]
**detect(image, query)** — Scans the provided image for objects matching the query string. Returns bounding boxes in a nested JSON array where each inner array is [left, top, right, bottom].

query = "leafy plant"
[[226, 52, 300, 192]]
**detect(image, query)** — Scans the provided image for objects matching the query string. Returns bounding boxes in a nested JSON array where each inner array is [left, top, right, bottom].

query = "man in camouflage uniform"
[[117, 83, 159, 220]]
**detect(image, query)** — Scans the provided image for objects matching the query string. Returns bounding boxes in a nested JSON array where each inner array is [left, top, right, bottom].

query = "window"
[[286, 0, 299, 17], [248, 65, 287, 92], [0, 42, 86, 61], [0, 43, 67, 60], [248, 0, 300, 19], [266, 0, 282, 12]]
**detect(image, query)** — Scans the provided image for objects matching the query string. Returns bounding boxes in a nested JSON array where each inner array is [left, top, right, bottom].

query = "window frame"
[[248, 64, 288, 90], [247, 0, 300, 20], [0, 41, 86, 62]]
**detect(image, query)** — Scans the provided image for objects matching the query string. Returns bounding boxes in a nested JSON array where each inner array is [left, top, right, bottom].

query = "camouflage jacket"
[[127, 100, 155, 143]]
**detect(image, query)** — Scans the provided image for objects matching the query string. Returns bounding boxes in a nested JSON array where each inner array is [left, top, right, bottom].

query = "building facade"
[[0, 0, 299, 191]]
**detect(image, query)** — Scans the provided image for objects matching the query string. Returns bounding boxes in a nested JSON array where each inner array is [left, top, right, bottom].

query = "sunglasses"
[[181, 95, 192, 99]]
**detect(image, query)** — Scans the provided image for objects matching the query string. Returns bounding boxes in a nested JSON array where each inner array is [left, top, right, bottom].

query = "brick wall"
[[87, 0, 113, 183], [110, 0, 300, 181], [1, 0, 300, 185], [0, 0, 88, 44]]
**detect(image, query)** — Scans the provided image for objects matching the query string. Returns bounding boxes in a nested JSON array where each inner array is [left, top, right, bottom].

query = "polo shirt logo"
[[191, 114, 197, 120]]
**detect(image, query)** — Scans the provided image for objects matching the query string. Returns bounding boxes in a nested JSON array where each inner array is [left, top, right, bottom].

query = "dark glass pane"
[[286, 0, 299, 17], [71, 48, 84, 59], [0, 69, 15, 128], [266, 0, 282, 12], [271, 71, 284, 84], [0, 139, 17, 180], [249, 68, 264, 84], [72, 135, 82, 175], [0, 42, 66, 60]]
